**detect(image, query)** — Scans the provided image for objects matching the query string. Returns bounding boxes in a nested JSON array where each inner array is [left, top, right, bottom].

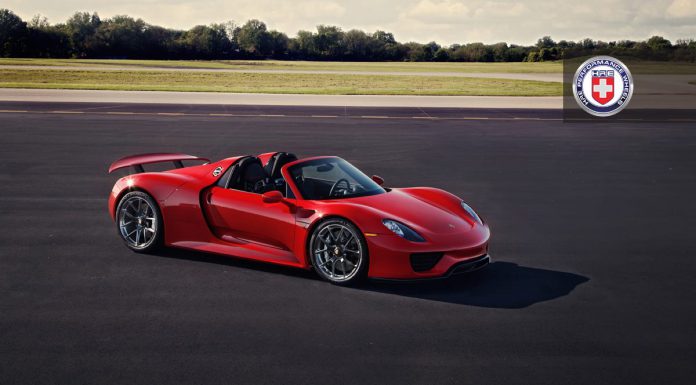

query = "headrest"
[[268, 152, 298, 179], [243, 161, 266, 183]]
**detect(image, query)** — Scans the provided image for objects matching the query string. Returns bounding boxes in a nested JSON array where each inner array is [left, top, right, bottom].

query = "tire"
[[115, 191, 163, 253], [309, 218, 368, 285]]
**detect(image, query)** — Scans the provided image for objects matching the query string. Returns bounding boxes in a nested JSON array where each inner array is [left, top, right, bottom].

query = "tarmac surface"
[[1, 102, 695, 384]]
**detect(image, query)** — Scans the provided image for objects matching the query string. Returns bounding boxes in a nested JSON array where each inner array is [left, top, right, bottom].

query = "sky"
[[5, 0, 696, 45]]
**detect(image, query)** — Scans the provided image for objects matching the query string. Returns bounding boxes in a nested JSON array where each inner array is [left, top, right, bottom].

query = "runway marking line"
[[0, 109, 693, 122], [0, 109, 581, 122]]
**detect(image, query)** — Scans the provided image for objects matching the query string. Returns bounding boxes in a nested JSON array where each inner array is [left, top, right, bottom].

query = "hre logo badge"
[[572, 56, 634, 117], [591, 70, 614, 105]]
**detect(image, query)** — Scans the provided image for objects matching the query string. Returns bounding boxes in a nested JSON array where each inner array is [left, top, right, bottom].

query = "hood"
[[344, 188, 475, 235]]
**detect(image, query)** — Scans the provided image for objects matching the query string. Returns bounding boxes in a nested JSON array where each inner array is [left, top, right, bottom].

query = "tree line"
[[1, 9, 694, 62]]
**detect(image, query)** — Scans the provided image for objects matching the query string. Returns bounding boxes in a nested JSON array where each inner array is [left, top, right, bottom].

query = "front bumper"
[[446, 254, 491, 276], [370, 254, 491, 281], [365, 227, 490, 279]]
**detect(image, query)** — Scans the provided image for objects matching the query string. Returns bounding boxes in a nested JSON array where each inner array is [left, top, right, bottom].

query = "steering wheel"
[[329, 178, 350, 197]]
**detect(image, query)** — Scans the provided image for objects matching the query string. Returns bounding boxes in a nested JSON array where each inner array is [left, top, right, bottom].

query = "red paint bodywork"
[[108, 153, 490, 279], [108, 153, 210, 173]]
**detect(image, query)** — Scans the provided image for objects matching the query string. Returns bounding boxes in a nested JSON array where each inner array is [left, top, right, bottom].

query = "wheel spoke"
[[343, 259, 355, 272], [342, 234, 354, 247], [344, 255, 359, 267], [323, 234, 333, 245], [318, 257, 334, 268], [135, 228, 141, 244]]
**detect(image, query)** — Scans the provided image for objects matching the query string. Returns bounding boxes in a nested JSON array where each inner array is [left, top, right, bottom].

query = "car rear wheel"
[[310, 218, 368, 285], [116, 191, 162, 253]]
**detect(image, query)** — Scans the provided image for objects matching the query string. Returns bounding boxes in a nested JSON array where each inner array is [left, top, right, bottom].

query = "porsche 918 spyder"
[[108, 152, 490, 284]]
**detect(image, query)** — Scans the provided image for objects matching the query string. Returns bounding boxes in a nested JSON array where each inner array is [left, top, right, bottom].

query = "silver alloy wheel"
[[118, 195, 158, 249], [312, 223, 363, 282]]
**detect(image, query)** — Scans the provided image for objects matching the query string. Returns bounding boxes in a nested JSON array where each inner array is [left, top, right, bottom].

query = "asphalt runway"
[[1, 102, 695, 384]]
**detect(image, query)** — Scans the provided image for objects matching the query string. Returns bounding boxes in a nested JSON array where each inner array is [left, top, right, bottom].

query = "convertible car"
[[108, 152, 490, 284]]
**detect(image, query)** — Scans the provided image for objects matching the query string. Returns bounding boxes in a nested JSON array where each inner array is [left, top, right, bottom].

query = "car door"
[[203, 186, 297, 253]]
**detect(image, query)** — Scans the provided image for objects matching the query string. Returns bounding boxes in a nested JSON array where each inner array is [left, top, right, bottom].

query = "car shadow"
[[151, 247, 319, 280], [359, 261, 590, 308], [150, 249, 588, 309]]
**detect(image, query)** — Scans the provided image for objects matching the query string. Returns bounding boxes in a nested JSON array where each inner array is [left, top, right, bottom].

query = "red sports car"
[[108, 152, 490, 284]]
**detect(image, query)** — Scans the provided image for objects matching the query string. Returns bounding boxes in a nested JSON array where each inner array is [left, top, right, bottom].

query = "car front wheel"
[[309, 218, 368, 285]]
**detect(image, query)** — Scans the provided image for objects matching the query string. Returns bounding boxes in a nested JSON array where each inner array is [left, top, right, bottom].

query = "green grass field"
[[0, 58, 563, 74], [0, 68, 561, 96]]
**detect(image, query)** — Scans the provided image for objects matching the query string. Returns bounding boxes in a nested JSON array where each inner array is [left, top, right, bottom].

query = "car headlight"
[[461, 202, 483, 225], [382, 219, 425, 242]]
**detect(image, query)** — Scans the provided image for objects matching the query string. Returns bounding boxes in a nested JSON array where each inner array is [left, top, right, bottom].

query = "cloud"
[[472, 2, 527, 17], [666, 0, 696, 18], [400, 0, 470, 23], [125, 1, 348, 32]]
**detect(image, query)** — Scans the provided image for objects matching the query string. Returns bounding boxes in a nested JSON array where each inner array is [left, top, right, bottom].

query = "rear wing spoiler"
[[108, 153, 210, 174]]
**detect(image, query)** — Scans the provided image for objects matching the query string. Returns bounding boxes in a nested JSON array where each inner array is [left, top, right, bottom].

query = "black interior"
[[223, 152, 297, 195], [265, 152, 297, 178], [224, 156, 265, 193], [242, 162, 267, 193], [264, 152, 298, 196], [296, 178, 334, 199]]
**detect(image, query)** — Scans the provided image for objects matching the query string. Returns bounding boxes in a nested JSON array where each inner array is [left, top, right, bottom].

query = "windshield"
[[288, 158, 386, 200]]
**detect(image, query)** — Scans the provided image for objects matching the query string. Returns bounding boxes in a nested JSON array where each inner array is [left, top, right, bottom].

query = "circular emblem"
[[572, 56, 634, 117], [212, 166, 223, 176]]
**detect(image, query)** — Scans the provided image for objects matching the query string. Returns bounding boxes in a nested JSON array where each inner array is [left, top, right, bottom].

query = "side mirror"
[[262, 190, 284, 203], [371, 175, 384, 186]]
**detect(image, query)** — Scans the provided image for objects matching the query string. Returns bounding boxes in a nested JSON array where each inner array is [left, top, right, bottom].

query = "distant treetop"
[[0, 9, 693, 61]]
